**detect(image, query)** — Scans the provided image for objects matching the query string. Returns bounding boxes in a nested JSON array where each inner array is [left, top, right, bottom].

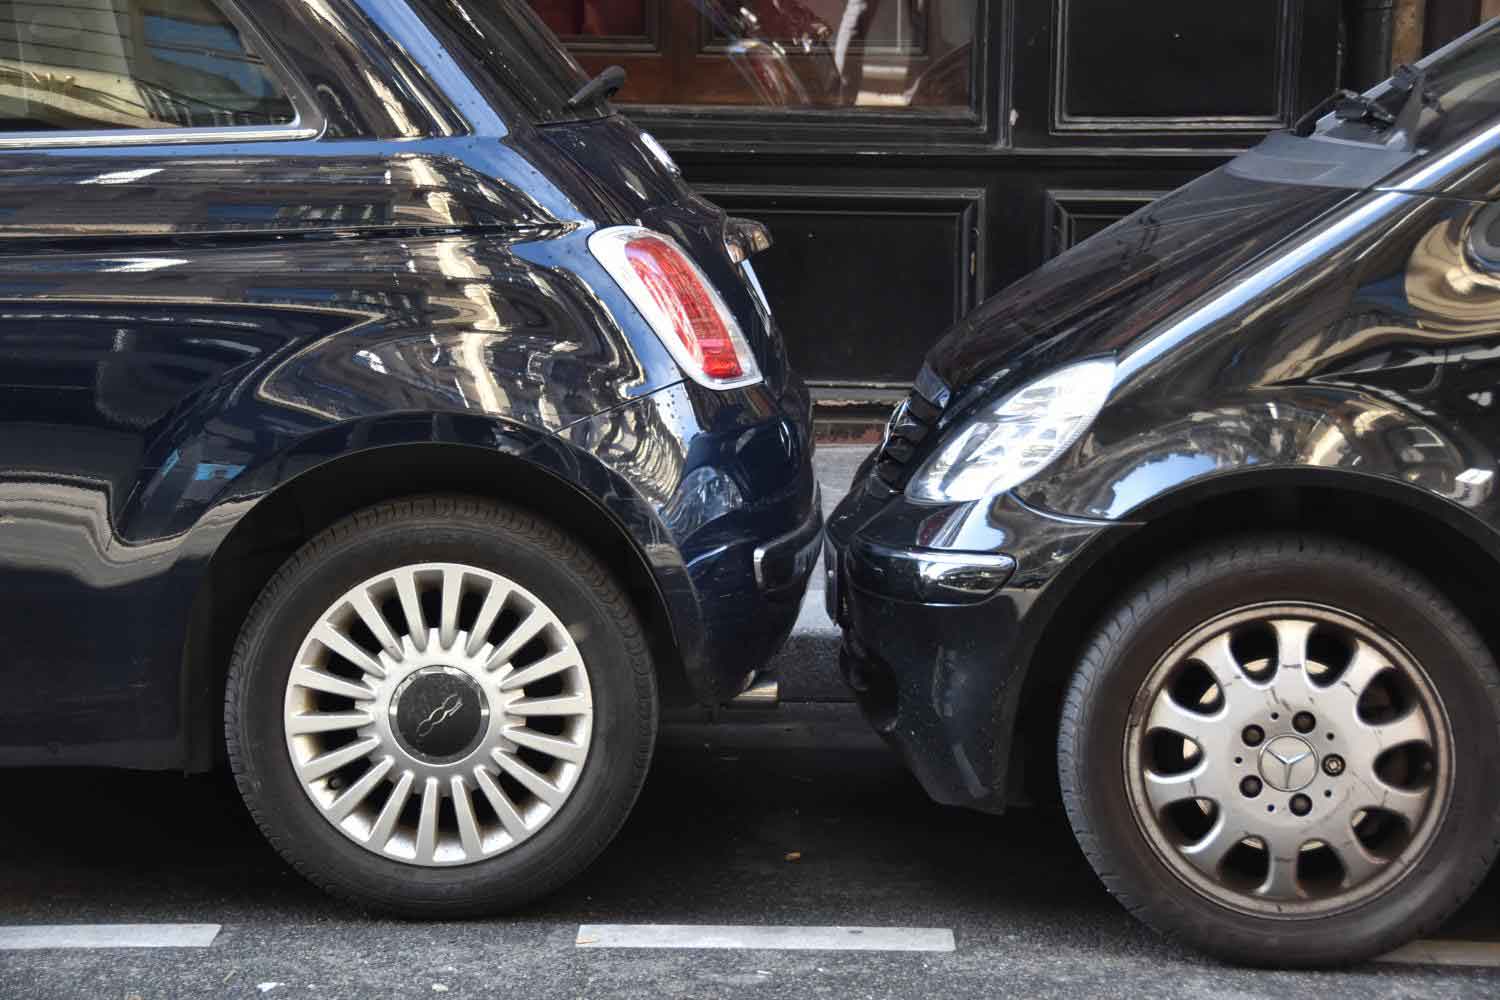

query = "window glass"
[[0, 0, 295, 132], [1373, 19, 1500, 151], [526, 0, 975, 109], [531, 0, 644, 37]]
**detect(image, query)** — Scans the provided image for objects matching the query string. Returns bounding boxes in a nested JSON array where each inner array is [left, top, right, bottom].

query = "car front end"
[[827, 15, 1500, 803], [825, 361, 1125, 811], [829, 18, 1500, 966]]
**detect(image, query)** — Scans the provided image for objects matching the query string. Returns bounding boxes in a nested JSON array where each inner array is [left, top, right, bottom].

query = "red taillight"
[[622, 235, 744, 380], [589, 227, 761, 389]]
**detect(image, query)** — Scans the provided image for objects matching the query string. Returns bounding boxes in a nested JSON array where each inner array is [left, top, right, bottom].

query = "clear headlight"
[[907, 358, 1116, 503]]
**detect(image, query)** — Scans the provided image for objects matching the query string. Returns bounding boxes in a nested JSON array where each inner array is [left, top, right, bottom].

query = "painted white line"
[[576, 924, 954, 952], [0, 924, 221, 950], [1377, 939, 1500, 968]]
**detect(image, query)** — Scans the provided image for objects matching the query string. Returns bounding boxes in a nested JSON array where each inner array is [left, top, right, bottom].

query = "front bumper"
[[826, 476, 1117, 811]]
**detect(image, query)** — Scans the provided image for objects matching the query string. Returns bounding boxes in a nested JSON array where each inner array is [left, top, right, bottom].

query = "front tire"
[[226, 496, 657, 917], [1059, 534, 1500, 966]]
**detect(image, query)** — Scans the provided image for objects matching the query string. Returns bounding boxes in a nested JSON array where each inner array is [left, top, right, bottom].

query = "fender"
[[1017, 380, 1500, 534], [168, 406, 707, 771], [0, 227, 694, 770]]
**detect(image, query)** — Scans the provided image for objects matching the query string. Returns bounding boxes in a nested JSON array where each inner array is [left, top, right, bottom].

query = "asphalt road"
[[2, 709, 1499, 999], [2, 447, 1499, 999]]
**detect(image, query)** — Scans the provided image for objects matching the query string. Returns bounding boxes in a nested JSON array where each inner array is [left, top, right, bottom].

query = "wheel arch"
[[180, 436, 696, 772], [1003, 466, 1500, 806]]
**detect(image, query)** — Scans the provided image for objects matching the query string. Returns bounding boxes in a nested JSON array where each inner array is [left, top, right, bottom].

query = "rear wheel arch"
[[1005, 468, 1500, 807], [180, 440, 695, 772]]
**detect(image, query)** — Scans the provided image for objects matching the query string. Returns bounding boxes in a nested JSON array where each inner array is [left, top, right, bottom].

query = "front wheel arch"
[[1005, 470, 1500, 809]]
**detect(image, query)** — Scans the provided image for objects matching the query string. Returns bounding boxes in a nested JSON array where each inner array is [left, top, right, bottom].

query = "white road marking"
[[576, 924, 954, 952], [0, 924, 220, 950], [1377, 940, 1500, 968]]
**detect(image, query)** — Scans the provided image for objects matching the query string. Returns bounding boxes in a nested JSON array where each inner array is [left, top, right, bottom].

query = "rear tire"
[[226, 495, 657, 917], [1058, 534, 1500, 966]]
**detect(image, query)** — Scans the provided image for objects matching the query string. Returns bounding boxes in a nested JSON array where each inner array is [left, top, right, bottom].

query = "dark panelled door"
[[527, 0, 1343, 428]]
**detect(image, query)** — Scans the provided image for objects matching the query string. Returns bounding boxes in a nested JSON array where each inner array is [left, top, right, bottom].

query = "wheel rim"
[[283, 563, 593, 867], [1124, 602, 1452, 917]]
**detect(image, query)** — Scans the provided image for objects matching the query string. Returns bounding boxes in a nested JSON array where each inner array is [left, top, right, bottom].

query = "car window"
[[418, 0, 610, 124], [1314, 19, 1500, 156], [0, 0, 296, 133], [1395, 19, 1500, 151]]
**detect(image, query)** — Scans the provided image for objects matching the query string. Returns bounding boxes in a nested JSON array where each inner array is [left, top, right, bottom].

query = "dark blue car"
[[0, 0, 819, 915]]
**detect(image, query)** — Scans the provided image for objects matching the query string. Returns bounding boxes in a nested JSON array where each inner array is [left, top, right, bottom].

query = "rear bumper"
[[754, 492, 824, 599], [685, 473, 820, 705], [602, 375, 820, 705], [826, 477, 1116, 811]]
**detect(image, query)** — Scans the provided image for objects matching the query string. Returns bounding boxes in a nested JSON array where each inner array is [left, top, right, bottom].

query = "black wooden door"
[[527, 0, 1343, 429]]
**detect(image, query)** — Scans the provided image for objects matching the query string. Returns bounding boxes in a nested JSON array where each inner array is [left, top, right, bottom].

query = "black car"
[[0, 0, 819, 915], [828, 23, 1500, 966]]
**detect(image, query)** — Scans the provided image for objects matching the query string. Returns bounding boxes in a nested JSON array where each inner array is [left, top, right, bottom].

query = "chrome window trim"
[[0, 0, 326, 151], [0, 124, 322, 150]]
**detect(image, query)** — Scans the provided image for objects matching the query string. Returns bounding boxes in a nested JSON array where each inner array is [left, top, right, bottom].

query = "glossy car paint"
[[829, 49, 1500, 812], [0, 0, 817, 770]]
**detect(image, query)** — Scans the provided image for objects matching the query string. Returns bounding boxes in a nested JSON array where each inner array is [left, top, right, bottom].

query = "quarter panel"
[[0, 229, 679, 765]]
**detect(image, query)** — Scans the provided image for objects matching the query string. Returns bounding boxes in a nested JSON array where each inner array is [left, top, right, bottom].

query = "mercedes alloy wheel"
[[228, 496, 656, 916], [1059, 534, 1500, 966], [1125, 603, 1449, 915]]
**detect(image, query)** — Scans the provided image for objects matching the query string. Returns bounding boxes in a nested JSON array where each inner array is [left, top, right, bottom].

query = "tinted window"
[[0, 0, 295, 132], [1317, 19, 1500, 155], [419, 0, 608, 124], [1391, 19, 1500, 151]]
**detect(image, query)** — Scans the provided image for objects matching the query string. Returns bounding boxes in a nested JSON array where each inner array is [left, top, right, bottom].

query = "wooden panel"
[[1044, 189, 1165, 258], [1425, 0, 1481, 53], [1053, 0, 1300, 133], [532, 0, 662, 52], [697, 185, 985, 386]]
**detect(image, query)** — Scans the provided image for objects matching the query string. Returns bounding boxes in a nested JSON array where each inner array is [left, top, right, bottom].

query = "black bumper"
[[826, 481, 1117, 812]]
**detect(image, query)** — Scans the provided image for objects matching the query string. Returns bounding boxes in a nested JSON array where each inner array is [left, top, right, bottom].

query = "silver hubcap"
[[1126, 603, 1451, 915], [283, 563, 593, 867]]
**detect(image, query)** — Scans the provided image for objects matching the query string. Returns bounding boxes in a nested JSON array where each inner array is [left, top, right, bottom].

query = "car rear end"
[[417, 0, 821, 703]]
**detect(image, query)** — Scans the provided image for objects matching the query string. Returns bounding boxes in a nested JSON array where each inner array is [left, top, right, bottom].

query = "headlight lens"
[[907, 358, 1116, 503]]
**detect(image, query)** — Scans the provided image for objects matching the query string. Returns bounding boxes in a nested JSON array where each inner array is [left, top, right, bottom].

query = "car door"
[[0, 0, 337, 762]]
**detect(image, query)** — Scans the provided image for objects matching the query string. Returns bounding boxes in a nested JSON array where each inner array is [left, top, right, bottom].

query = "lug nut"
[[1323, 754, 1345, 776], [1290, 793, 1312, 816], [1240, 776, 1263, 798], [1242, 725, 1265, 747], [1293, 711, 1316, 733]]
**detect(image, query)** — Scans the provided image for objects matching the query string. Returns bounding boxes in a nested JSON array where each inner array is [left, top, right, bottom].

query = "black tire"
[[1058, 533, 1500, 966], [226, 495, 657, 917]]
